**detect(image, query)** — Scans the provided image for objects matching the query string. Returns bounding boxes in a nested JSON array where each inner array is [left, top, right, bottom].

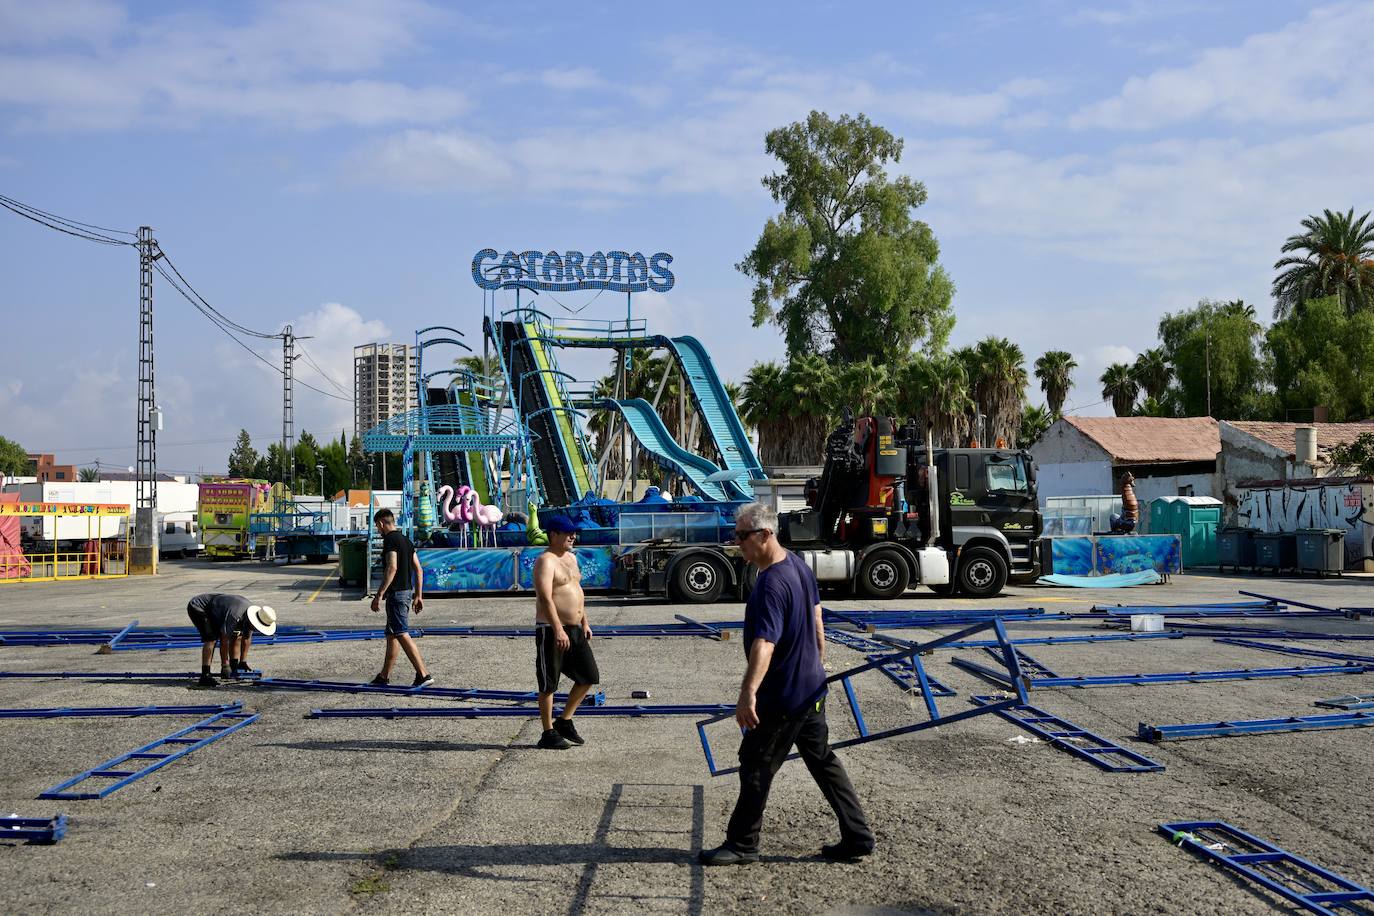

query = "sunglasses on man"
[[731, 527, 766, 543]]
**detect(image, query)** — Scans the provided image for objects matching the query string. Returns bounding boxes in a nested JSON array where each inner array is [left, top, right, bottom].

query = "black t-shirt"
[[742, 551, 826, 717], [187, 593, 252, 637], [380, 530, 416, 596]]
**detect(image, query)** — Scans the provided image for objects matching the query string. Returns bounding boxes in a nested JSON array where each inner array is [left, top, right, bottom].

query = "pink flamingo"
[[460, 487, 504, 547], [435, 484, 470, 547]]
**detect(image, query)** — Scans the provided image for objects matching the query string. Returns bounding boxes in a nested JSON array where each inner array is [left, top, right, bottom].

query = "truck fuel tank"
[[915, 547, 950, 585], [797, 549, 856, 582]]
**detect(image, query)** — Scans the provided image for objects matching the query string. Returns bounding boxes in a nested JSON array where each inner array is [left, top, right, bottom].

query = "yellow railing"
[[0, 503, 130, 584]]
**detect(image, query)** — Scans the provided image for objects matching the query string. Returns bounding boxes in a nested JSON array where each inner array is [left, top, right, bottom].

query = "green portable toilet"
[[1147, 497, 1176, 536], [1168, 497, 1222, 567]]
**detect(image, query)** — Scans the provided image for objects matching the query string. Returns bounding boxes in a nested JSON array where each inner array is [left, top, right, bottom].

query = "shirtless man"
[[532, 514, 600, 750]]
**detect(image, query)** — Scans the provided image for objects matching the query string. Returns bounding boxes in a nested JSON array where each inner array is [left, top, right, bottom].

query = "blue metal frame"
[[928, 632, 1186, 650], [952, 657, 1370, 690], [40, 707, 260, 800], [968, 696, 1163, 773], [1160, 820, 1374, 914], [0, 703, 240, 718], [1213, 638, 1374, 666], [823, 627, 955, 703], [981, 646, 1060, 679], [698, 618, 1030, 777], [1, 815, 67, 844], [1140, 710, 1374, 741], [308, 704, 733, 719], [251, 677, 604, 705], [0, 671, 261, 681], [100, 619, 139, 652]]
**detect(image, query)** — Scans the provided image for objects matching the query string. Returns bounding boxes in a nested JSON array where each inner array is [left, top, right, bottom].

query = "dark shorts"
[[385, 590, 413, 636], [535, 623, 600, 694], [187, 606, 219, 643]]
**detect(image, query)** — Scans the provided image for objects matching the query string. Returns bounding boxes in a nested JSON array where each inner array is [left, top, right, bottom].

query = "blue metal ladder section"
[[1160, 820, 1374, 914], [0, 703, 239, 718], [250, 677, 604, 705], [596, 398, 744, 501], [969, 695, 1163, 773], [823, 627, 956, 714], [662, 336, 762, 497], [1, 815, 67, 844], [40, 705, 259, 800], [1139, 709, 1374, 741]]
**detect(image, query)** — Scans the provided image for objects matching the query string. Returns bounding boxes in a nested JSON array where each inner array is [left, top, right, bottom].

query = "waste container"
[[1217, 527, 1257, 573], [338, 537, 367, 586], [1253, 532, 1297, 574], [1296, 528, 1345, 576]]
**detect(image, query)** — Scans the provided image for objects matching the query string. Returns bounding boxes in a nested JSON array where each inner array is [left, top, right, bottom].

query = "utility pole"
[[1205, 325, 1212, 418], [280, 326, 312, 492], [130, 226, 160, 575]]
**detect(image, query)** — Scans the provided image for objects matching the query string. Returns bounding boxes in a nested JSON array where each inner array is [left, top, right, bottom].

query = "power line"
[[157, 248, 278, 340], [0, 193, 136, 246], [297, 343, 352, 396]]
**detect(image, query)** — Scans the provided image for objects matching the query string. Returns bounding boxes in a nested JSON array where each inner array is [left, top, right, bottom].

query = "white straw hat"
[[246, 605, 277, 636]]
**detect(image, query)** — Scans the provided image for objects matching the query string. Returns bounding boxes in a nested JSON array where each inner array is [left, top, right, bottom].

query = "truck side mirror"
[[1026, 461, 1037, 485]]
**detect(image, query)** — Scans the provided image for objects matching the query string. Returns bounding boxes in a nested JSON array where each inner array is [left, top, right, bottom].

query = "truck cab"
[[929, 448, 1042, 594]]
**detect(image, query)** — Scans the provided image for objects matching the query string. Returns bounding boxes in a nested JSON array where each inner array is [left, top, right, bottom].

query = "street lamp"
[[317, 462, 325, 498]]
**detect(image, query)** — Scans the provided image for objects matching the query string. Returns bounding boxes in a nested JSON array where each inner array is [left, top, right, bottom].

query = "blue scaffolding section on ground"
[[1139, 710, 1374, 741], [1159, 820, 1374, 914], [40, 705, 260, 800], [249, 677, 604, 705], [0, 815, 68, 844], [968, 695, 1164, 773]]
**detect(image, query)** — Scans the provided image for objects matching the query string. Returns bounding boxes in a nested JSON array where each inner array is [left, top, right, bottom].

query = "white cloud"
[[0, 0, 126, 46], [0, 0, 470, 130], [1072, 3, 1374, 129]]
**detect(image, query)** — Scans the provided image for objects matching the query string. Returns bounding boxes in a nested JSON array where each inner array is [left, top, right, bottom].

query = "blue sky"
[[3, 0, 1373, 476]]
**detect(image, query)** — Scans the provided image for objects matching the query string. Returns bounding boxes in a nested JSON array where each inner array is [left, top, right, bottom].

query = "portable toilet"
[[1171, 496, 1222, 566]]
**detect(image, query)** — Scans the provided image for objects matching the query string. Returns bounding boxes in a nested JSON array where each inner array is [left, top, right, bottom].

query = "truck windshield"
[[986, 457, 1028, 493]]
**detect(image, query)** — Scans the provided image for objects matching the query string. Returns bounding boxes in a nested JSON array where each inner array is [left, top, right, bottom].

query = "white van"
[[159, 511, 203, 559]]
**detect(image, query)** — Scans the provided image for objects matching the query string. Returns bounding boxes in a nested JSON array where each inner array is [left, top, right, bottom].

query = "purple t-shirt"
[[743, 551, 826, 716]]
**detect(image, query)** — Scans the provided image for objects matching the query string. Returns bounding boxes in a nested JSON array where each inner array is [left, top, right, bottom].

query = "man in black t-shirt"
[[368, 508, 433, 688], [185, 593, 277, 687], [699, 502, 874, 866]]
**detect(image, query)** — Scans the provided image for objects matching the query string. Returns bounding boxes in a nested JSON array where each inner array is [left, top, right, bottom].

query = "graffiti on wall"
[[1236, 482, 1374, 568]]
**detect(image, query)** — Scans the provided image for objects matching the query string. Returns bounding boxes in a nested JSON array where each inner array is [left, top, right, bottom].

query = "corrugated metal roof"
[[1063, 416, 1220, 463], [1225, 421, 1374, 458]]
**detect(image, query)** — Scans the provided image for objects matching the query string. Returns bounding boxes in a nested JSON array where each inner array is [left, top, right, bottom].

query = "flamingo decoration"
[[460, 486, 504, 547]]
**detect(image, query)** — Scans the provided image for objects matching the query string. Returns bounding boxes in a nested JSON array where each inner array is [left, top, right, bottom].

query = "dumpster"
[[1253, 532, 1297, 574], [1217, 527, 1257, 573], [338, 536, 367, 586], [1296, 528, 1345, 576]]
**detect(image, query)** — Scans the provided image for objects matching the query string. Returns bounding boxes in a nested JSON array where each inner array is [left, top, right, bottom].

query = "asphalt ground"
[[1, 560, 1373, 914]]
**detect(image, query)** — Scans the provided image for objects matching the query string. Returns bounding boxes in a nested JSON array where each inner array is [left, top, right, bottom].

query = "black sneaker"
[[820, 840, 874, 862], [537, 729, 571, 750], [220, 666, 233, 680], [698, 845, 759, 866], [412, 672, 435, 688], [369, 674, 389, 687], [553, 717, 585, 745], [196, 674, 219, 688]]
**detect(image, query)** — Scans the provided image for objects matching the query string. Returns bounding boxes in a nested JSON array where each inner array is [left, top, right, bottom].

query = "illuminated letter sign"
[[472, 249, 674, 293]]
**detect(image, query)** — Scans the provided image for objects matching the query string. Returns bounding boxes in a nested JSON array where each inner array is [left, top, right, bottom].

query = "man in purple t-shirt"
[[699, 502, 874, 866]]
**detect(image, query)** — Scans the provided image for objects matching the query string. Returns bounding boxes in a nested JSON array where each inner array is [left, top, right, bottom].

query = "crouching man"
[[186, 593, 277, 687]]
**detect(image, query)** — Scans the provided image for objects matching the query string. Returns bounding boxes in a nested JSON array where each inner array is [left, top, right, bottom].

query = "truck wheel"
[[957, 547, 1008, 599], [671, 555, 725, 604], [857, 550, 910, 600]]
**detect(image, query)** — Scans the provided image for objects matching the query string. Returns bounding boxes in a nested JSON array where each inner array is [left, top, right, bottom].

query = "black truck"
[[612, 412, 1043, 602]]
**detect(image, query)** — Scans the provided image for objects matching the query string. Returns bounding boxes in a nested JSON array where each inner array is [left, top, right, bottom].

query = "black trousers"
[[725, 697, 873, 854]]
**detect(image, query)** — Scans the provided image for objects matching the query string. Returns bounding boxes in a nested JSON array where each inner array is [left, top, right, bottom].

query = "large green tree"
[[227, 430, 259, 478], [1157, 299, 1270, 418], [0, 435, 30, 476], [1033, 350, 1077, 417], [959, 337, 1028, 446], [738, 111, 955, 363], [1265, 295, 1374, 421], [1272, 208, 1374, 319]]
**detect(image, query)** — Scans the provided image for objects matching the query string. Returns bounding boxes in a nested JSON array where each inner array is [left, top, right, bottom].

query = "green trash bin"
[[338, 537, 367, 586], [1296, 528, 1345, 577]]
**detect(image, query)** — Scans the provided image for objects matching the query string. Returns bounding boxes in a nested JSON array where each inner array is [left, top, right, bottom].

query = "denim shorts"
[[385, 590, 413, 636]]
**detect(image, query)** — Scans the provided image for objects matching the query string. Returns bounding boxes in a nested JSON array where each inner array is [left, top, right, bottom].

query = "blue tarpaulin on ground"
[[1037, 570, 1162, 588]]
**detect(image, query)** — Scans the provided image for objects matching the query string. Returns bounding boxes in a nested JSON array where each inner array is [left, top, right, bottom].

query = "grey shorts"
[[385, 590, 413, 636]]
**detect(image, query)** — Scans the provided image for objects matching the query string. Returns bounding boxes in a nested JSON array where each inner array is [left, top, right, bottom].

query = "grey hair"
[[736, 502, 778, 533]]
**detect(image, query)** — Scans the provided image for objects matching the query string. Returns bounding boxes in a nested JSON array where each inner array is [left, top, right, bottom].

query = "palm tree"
[[835, 359, 893, 418], [892, 352, 972, 448], [78, 467, 99, 482], [781, 354, 838, 465], [965, 337, 1028, 446], [740, 362, 788, 466], [1272, 208, 1374, 318], [1100, 363, 1139, 416], [1033, 350, 1077, 417], [1130, 348, 1172, 402], [1019, 404, 1052, 446]]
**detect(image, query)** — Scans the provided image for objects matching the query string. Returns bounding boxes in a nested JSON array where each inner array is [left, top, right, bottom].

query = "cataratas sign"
[[472, 248, 675, 293]]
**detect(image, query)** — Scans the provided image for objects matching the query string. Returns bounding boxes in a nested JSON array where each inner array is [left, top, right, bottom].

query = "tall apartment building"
[[353, 343, 418, 439]]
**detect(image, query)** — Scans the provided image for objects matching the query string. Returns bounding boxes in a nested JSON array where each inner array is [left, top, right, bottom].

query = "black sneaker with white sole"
[[196, 674, 219, 688], [537, 729, 571, 750], [412, 672, 435, 689], [369, 674, 389, 687], [553, 718, 585, 745]]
